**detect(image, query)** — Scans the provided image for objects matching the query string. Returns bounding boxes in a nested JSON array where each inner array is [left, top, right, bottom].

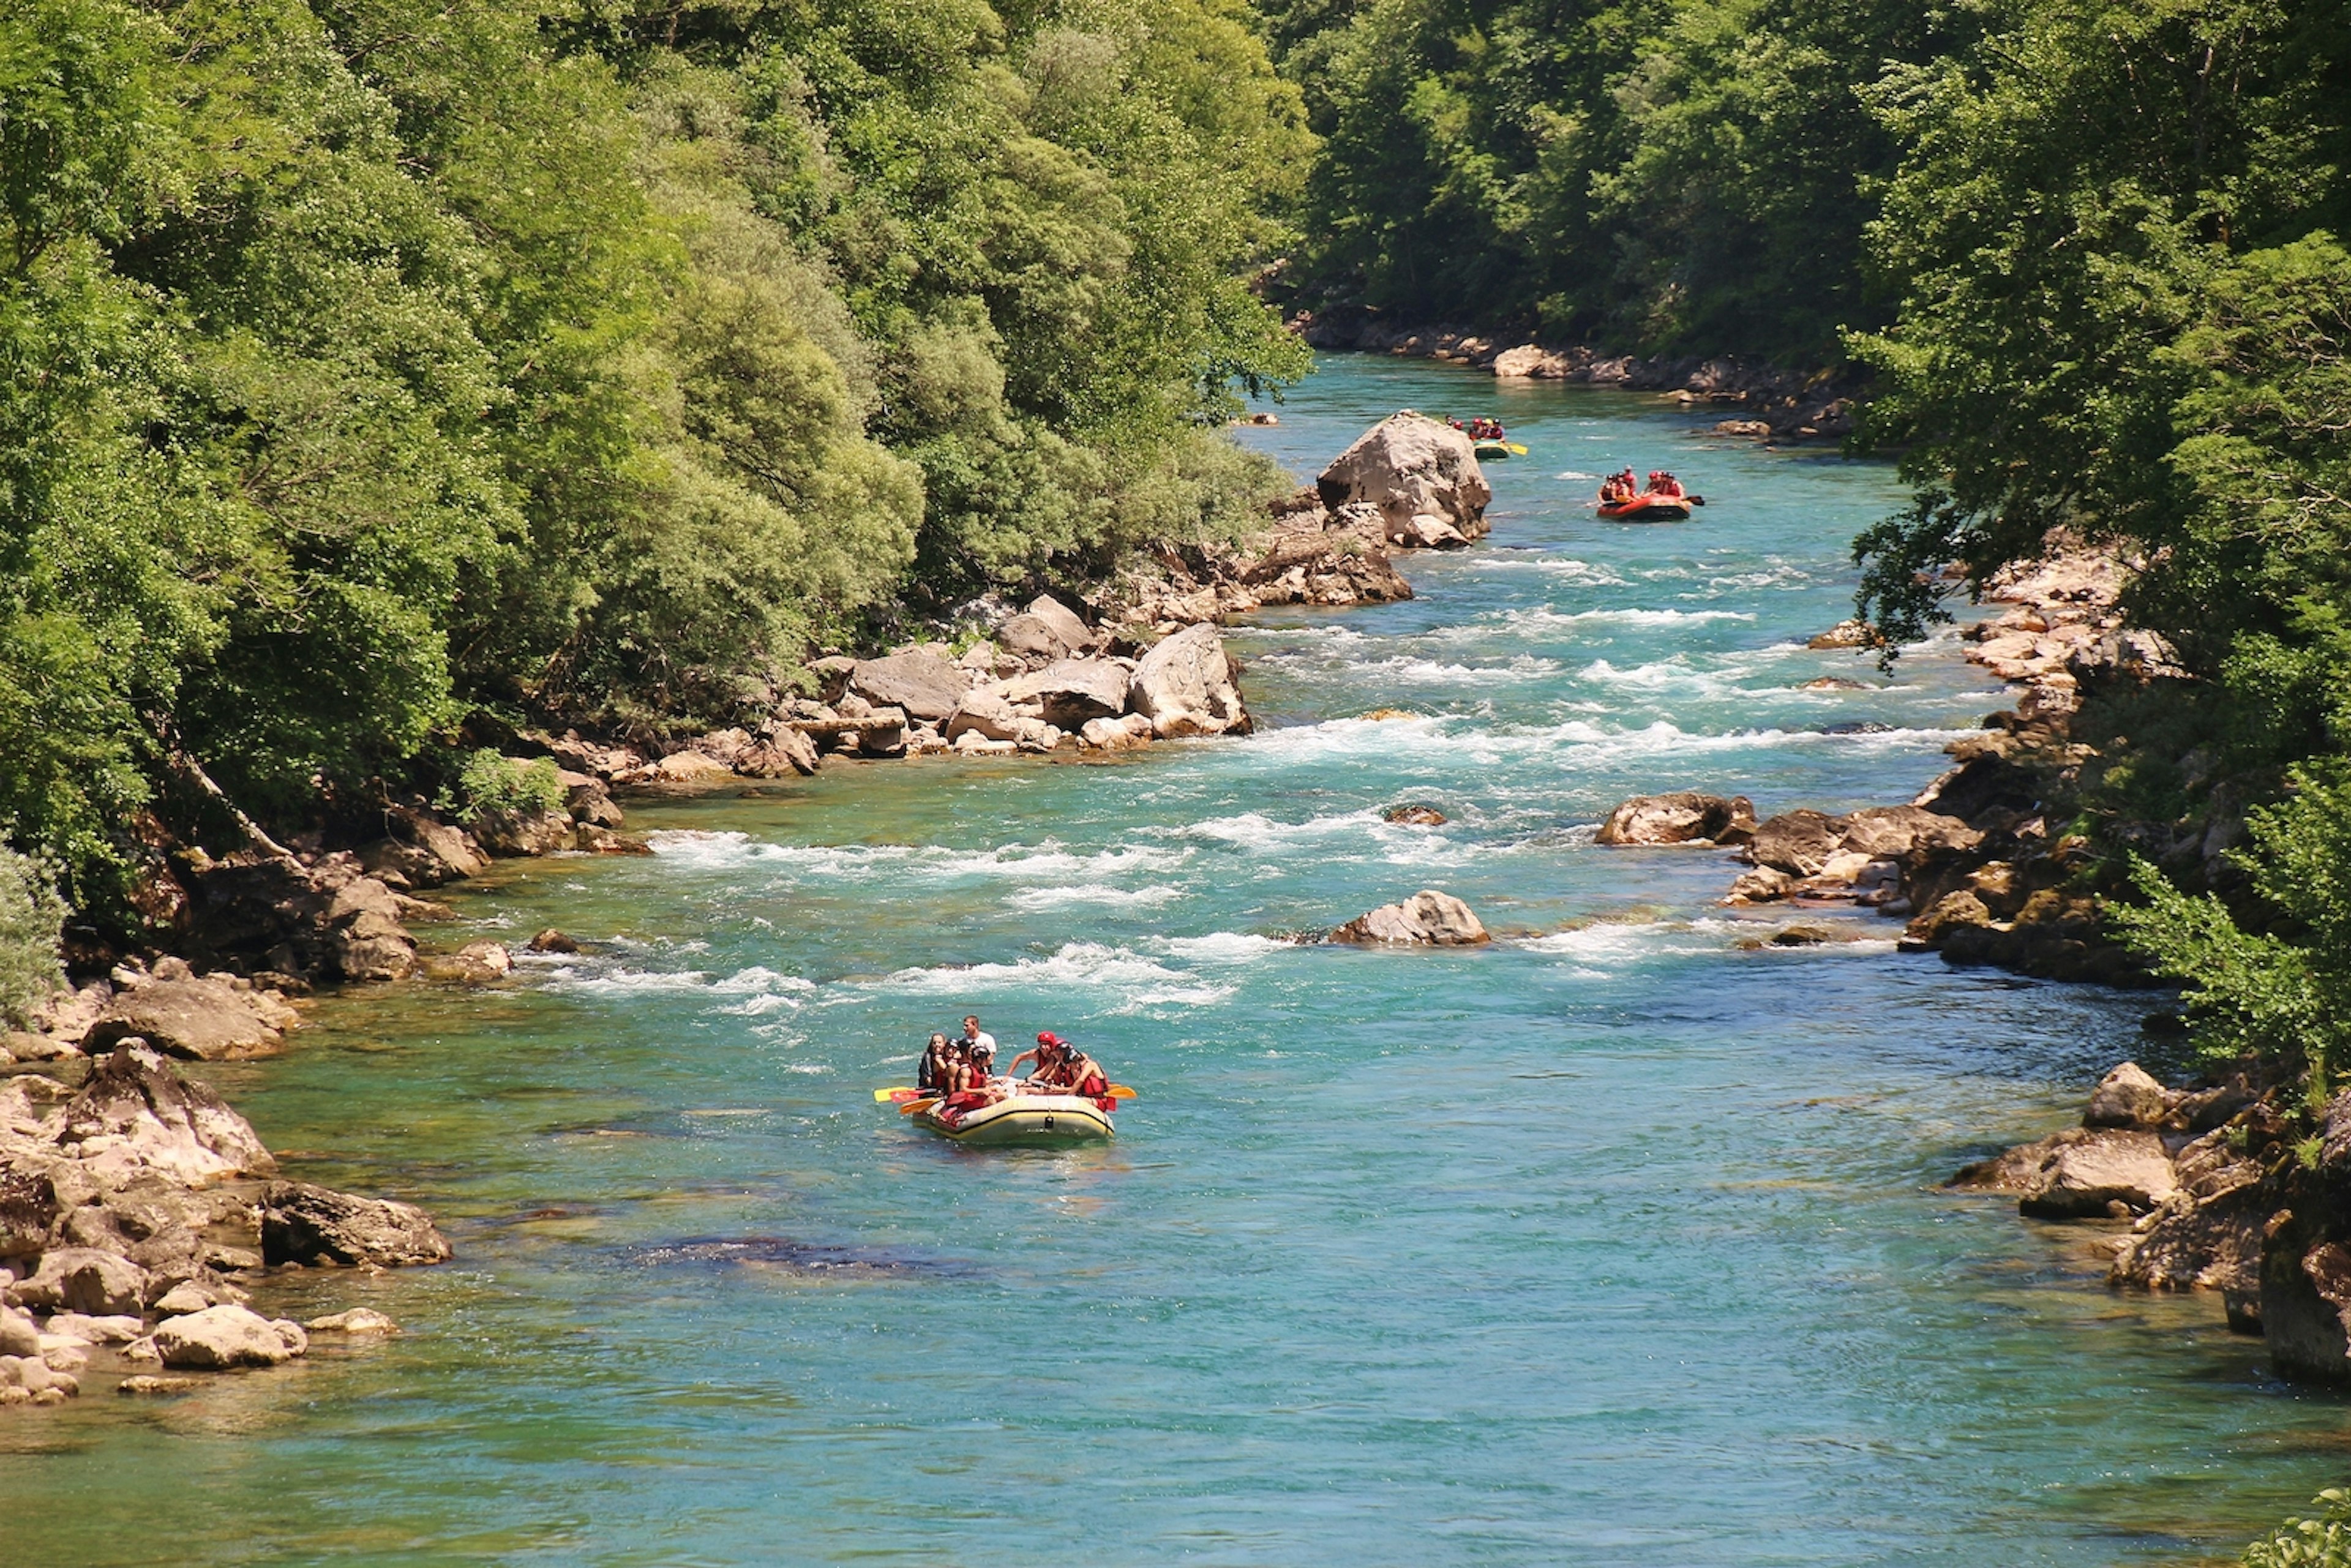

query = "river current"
[[13, 357, 2349, 1564]]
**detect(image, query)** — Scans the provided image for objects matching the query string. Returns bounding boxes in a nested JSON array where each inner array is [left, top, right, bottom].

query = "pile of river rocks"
[[1945, 1059, 2351, 1382], [0, 1043, 443, 1404], [1107, 411, 1488, 632]]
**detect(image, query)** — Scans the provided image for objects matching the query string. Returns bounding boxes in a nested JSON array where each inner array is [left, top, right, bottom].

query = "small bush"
[[451, 751, 566, 820], [2245, 1490, 2351, 1567], [0, 844, 69, 1028]]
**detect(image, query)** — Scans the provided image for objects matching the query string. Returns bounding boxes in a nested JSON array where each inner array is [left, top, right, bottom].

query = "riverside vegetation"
[[5, 0, 2351, 1555]]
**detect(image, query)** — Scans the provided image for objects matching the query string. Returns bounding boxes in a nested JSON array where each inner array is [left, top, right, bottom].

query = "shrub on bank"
[[0, 844, 67, 1028]]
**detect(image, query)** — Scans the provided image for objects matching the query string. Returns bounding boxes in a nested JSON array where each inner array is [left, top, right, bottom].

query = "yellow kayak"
[[912, 1092, 1115, 1145]]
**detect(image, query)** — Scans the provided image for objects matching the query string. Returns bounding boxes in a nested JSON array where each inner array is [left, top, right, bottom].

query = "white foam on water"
[[1490, 607, 1756, 635], [1268, 653, 1563, 687], [868, 942, 1235, 1010], [1555, 470, 1598, 480], [1519, 918, 1742, 961], [711, 966, 817, 995], [1004, 883, 1183, 911], [1465, 557, 1631, 585], [1155, 932, 1292, 962], [647, 828, 1189, 884], [546, 961, 819, 1002]]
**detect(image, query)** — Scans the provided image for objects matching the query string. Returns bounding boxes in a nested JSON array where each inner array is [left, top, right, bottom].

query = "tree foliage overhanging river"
[[13, 359, 2347, 1564]]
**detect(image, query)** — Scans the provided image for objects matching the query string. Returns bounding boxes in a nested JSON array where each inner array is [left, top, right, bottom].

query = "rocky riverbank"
[[1595, 539, 2180, 985], [1584, 534, 2351, 1381], [0, 1043, 443, 1403], [1944, 1052, 2351, 1384], [1292, 307, 1867, 444]]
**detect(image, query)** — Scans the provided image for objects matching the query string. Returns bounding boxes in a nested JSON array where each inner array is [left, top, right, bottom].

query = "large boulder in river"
[[153, 1304, 306, 1369], [57, 1043, 277, 1187], [1331, 890, 1490, 947], [1128, 625, 1249, 738], [81, 973, 296, 1062], [847, 651, 967, 724], [1316, 413, 1492, 547], [1595, 792, 1757, 846], [261, 1181, 451, 1268], [1005, 658, 1131, 730]]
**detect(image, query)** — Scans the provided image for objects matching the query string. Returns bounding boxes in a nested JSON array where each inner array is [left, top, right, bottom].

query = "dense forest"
[[4, 0, 2350, 1146], [0, 0, 1308, 937]]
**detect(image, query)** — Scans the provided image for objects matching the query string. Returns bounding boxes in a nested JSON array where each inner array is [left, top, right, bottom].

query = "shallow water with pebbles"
[[13, 357, 2349, 1564]]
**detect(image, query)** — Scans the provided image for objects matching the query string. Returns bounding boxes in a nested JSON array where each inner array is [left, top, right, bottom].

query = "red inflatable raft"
[[1596, 489, 1693, 522]]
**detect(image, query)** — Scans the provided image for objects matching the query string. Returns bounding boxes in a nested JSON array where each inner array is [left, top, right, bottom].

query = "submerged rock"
[[1330, 890, 1490, 947]]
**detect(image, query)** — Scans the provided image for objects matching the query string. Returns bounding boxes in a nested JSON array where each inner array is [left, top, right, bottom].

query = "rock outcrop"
[[1128, 625, 1249, 739], [1330, 890, 1490, 947], [0, 1048, 440, 1402], [81, 970, 299, 1061], [1594, 792, 1757, 846], [1316, 412, 1491, 548]]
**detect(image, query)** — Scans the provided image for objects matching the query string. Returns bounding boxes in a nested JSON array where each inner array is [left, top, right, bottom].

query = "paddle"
[[1108, 1085, 1138, 1100], [872, 1086, 914, 1102], [899, 1097, 939, 1116], [1690, 495, 1707, 506]]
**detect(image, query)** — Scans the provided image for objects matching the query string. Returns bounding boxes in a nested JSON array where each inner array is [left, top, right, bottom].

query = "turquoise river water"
[[11, 357, 2350, 1564]]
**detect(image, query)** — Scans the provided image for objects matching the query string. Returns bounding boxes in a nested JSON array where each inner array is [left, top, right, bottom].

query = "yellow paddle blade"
[[1106, 1084, 1138, 1100], [873, 1086, 914, 1102], [899, 1097, 939, 1116], [1507, 443, 1529, 455]]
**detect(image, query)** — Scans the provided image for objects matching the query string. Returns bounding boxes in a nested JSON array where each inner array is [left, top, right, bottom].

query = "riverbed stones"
[[1331, 890, 1490, 947], [1129, 625, 1248, 738], [525, 929, 580, 955], [426, 941, 512, 984], [152, 1304, 307, 1369], [1384, 804, 1447, 826], [1595, 792, 1757, 846], [945, 687, 1022, 743], [306, 1307, 399, 1334], [1079, 713, 1154, 751], [82, 973, 296, 1062], [261, 1182, 451, 1268], [1316, 413, 1492, 546]]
